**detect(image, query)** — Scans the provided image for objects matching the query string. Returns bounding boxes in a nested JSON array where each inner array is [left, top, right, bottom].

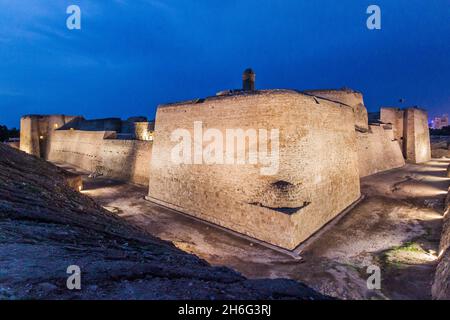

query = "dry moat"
[[59, 158, 448, 300]]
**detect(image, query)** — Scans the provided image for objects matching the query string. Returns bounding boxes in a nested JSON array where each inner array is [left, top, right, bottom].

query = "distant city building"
[[431, 114, 449, 129]]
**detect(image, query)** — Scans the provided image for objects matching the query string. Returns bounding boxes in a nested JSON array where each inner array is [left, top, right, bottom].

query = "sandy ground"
[[58, 159, 449, 300]]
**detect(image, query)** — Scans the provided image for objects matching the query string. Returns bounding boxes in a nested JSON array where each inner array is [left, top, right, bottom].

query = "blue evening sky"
[[0, 0, 449, 128]]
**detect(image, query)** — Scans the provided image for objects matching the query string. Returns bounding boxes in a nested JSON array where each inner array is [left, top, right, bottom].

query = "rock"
[[0, 144, 326, 300]]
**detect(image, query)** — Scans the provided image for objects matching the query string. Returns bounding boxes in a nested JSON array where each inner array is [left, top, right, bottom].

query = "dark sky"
[[0, 0, 449, 128]]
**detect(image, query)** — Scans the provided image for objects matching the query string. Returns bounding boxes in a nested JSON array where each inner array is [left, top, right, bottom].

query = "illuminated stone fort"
[[19, 69, 431, 251]]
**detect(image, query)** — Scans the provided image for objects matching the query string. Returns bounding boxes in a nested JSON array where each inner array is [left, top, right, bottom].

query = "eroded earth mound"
[[0, 143, 325, 299]]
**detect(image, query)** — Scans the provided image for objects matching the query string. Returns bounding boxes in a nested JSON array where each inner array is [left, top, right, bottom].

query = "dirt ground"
[[1, 142, 325, 300], [60, 159, 449, 300]]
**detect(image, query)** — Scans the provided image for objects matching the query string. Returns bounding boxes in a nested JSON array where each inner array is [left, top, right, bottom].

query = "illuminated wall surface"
[[19, 92, 431, 250]]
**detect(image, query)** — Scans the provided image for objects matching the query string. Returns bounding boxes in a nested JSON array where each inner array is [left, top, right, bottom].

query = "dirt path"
[[72, 160, 449, 300]]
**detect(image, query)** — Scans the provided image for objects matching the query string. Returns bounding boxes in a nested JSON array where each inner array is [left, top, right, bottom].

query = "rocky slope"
[[432, 181, 450, 300], [0, 143, 325, 300]]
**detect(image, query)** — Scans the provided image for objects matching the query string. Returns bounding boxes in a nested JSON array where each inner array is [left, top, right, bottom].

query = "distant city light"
[[431, 114, 449, 129]]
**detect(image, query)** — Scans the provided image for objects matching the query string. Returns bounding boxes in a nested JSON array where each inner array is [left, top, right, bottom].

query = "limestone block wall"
[[20, 115, 80, 158], [356, 125, 405, 177], [432, 191, 450, 299], [404, 108, 431, 163], [380, 107, 431, 163], [431, 138, 450, 158], [147, 90, 361, 250], [47, 130, 152, 185], [304, 89, 369, 131], [5, 141, 20, 149], [133, 122, 154, 141], [380, 108, 404, 149]]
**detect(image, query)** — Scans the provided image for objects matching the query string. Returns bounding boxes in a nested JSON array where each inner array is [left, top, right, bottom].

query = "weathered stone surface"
[[433, 249, 450, 300], [0, 143, 326, 300], [20, 115, 80, 158], [432, 181, 450, 299], [17, 96, 433, 254], [47, 130, 152, 185], [380, 107, 431, 164], [5, 141, 19, 149], [380, 108, 405, 150], [404, 108, 432, 163], [148, 90, 361, 250], [356, 125, 405, 177]]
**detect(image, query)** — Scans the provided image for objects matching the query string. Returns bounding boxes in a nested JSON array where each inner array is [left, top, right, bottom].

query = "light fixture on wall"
[[142, 130, 154, 141]]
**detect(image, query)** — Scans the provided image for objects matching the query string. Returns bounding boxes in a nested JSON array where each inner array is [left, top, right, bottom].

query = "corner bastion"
[[146, 90, 362, 250], [381, 107, 431, 163], [20, 115, 154, 186], [20, 115, 81, 158], [432, 188, 450, 299]]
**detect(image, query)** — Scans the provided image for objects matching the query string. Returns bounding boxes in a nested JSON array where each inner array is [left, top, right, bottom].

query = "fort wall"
[[147, 90, 361, 250], [432, 189, 450, 299], [20, 115, 80, 158], [59, 116, 154, 140], [304, 89, 369, 131], [380, 107, 431, 163], [356, 125, 406, 177], [47, 130, 152, 185], [18, 86, 432, 251], [404, 108, 431, 163], [5, 141, 20, 149]]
